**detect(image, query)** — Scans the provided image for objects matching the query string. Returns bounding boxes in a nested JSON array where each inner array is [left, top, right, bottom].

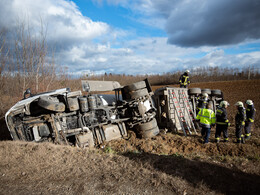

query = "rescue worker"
[[196, 93, 209, 114], [215, 101, 230, 143], [244, 100, 256, 140], [179, 70, 190, 88], [196, 103, 216, 144], [235, 101, 246, 143]]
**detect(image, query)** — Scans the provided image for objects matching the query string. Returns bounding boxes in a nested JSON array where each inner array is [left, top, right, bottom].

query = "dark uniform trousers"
[[244, 105, 256, 138], [236, 123, 245, 139], [235, 106, 246, 142], [216, 124, 228, 139], [245, 122, 252, 136], [215, 107, 229, 141]]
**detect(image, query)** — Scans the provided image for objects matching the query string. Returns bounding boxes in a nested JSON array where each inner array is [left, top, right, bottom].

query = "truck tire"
[[38, 96, 65, 112], [201, 89, 211, 95], [136, 118, 158, 131], [129, 88, 149, 99], [188, 88, 201, 95], [211, 89, 222, 97], [124, 81, 146, 92]]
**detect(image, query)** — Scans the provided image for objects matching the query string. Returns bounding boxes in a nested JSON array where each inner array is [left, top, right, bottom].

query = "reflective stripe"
[[249, 118, 254, 122], [217, 109, 223, 114], [215, 137, 220, 140], [184, 76, 188, 85], [200, 123, 211, 128], [225, 119, 229, 123], [199, 109, 213, 119], [245, 133, 251, 136], [224, 138, 229, 140], [180, 75, 189, 85], [200, 115, 211, 119]]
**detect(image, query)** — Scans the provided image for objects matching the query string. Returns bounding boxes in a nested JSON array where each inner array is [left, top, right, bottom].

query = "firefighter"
[[196, 93, 209, 114], [179, 70, 190, 88], [215, 101, 230, 143], [235, 101, 246, 143], [244, 100, 256, 140], [196, 103, 216, 144]]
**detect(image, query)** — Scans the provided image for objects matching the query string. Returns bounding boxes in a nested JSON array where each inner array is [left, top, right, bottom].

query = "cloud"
[[101, 0, 260, 47], [57, 36, 260, 75], [0, 0, 110, 47], [150, 0, 260, 47]]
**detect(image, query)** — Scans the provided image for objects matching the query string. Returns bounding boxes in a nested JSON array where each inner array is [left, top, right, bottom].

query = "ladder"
[[168, 89, 191, 136], [179, 89, 198, 134]]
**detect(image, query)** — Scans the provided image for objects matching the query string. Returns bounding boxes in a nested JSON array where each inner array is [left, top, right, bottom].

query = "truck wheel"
[[136, 118, 158, 131], [38, 96, 65, 112], [211, 89, 222, 97], [129, 88, 149, 99], [188, 88, 201, 95], [201, 89, 211, 95], [124, 81, 146, 92]]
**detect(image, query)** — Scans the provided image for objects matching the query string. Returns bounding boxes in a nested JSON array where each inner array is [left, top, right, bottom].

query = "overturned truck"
[[5, 80, 159, 148]]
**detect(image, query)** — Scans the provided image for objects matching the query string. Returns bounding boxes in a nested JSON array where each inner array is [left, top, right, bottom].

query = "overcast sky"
[[0, 0, 260, 75]]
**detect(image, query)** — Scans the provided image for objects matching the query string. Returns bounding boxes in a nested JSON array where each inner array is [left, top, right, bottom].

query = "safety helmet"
[[202, 93, 208, 98], [220, 101, 229, 107], [185, 70, 190, 74], [245, 100, 253, 105], [235, 101, 244, 107]]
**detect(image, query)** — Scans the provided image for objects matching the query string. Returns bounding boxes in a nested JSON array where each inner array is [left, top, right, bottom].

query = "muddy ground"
[[0, 79, 260, 194]]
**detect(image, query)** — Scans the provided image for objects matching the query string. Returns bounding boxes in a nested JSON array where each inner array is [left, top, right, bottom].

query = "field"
[[0, 79, 260, 194]]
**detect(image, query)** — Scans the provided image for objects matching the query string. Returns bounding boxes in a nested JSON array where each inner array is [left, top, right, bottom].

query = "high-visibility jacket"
[[246, 105, 256, 123], [235, 106, 246, 126], [216, 106, 229, 125], [196, 108, 216, 128], [179, 73, 190, 86]]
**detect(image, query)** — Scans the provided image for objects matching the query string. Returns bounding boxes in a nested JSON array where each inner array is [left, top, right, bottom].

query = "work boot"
[[245, 135, 251, 140], [224, 139, 229, 143], [215, 138, 220, 143], [237, 139, 241, 144]]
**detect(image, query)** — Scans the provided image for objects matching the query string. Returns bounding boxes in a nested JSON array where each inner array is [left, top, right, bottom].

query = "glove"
[[228, 122, 231, 127]]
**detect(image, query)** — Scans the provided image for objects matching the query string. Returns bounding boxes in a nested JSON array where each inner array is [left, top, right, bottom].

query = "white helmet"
[[220, 101, 229, 107], [185, 70, 190, 74], [235, 101, 244, 107], [202, 93, 208, 98], [245, 100, 253, 105]]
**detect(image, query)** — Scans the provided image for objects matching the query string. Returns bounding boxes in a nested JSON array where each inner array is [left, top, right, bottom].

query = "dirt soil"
[[0, 79, 260, 195]]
